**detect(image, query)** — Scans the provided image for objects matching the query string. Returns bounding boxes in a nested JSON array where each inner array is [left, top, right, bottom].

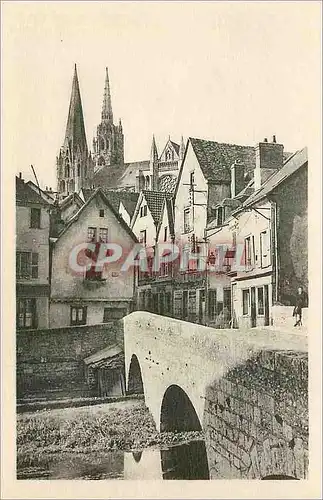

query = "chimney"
[[231, 161, 245, 198], [254, 137, 284, 190], [19, 172, 22, 179]]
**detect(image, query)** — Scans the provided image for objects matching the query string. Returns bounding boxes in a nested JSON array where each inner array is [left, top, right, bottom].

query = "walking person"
[[293, 286, 307, 327]]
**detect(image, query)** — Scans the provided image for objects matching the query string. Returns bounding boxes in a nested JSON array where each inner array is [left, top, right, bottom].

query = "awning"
[[84, 344, 124, 370]]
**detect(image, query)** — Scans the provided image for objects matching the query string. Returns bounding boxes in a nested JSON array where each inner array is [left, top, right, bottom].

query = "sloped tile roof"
[[16, 177, 49, 206], [143, 190, 172, 225], [103, 190, 139, 218], [190, 137, 256, 182]]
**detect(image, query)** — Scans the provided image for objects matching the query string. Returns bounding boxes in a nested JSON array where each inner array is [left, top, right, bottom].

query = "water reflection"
[[17, 440, 209, 480], [161, 440, 209, 480]]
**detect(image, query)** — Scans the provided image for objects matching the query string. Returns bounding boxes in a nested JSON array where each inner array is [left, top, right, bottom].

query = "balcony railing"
[[158, 161, 179, 172]]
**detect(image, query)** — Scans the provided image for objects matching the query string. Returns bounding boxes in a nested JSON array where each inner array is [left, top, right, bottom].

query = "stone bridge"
[[124, 311, 308, 480]]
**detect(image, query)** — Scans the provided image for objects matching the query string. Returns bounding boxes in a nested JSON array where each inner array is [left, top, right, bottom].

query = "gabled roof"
[[242, 147, 308, 207], [16, 177, 50, 206], [79, 188, 139, 218], [156, 196, 175, 240], [55, 188, 138, 242], [142, 190, 173, 225], [159, 138, 180, 161], [189, 137, 256, 182], [59, 191, 84, 210], [93, 160, 150, 190], [170, 141, 180, 155], [26, 180, 56, 204]]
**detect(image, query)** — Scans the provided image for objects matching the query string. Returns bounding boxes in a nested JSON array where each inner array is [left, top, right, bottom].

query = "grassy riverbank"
[[17, 399, 204, 471]]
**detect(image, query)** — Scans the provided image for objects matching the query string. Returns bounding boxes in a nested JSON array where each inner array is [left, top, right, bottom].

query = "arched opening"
[[127, 354, 144, 395], [69, 179, 75, 192], [160, 386, 209, 480], [98, 156, 105, 166], [60, 180, 66, 193], [77, 163, 81, 177], [99, 138, 106, 151], [145, 176, 150, 190], [160, 385, 201, 432], [64, 159, 70, 178]]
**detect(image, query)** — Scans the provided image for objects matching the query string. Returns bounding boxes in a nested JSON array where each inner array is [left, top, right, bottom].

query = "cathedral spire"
[[101, 67, 113, 122], [65, 64, 88, 154]]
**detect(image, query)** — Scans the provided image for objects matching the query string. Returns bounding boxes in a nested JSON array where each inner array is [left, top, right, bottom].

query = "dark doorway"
[[127, 355, 144, 395], [251, 286, 257, 327], [182, 291, 188, 320], [264, 284, 270, 326], [198, 289, 205, 324]]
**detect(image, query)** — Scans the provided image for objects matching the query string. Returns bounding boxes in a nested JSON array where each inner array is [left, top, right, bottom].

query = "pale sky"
[[2, 1, 321, 189]]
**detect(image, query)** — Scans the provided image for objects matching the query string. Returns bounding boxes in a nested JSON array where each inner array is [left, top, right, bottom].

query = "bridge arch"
[[127, 354, 144, 396], [160, 384, 202, 432]]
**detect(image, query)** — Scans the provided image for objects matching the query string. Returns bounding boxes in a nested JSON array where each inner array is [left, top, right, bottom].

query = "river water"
[[18, 440, 210, 480]]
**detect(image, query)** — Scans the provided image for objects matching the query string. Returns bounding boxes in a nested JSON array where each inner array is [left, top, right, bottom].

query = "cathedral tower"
[[93, 67, 124, 169], [56, 64, 93, 199]]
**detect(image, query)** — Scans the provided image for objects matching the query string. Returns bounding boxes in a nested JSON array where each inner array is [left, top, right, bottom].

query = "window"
[[160, 261, 169, 277], [164, 226, 168, 242], [30, 208, 41, 229], [99, 209, 105, 218], [260, 230, 270, 268], [257, 287, 264, 315], [99, 228, 108, 243], [103, 308, 126, 322], [16, 252, 38, 279], [70, 306, 87, 326], [139, 230, 147, 245], [242, 289, 250, 315], [77, 163, 81, 177], [64, 160, 70, 177], [190, 172, 195, 187], [140, 205, 148, 217], [244, 236, 254, 268], [87, 227, 97, 242], [17, 298, 36, 329], [216, 207, 223, 227], [183, 208, 191, 233]]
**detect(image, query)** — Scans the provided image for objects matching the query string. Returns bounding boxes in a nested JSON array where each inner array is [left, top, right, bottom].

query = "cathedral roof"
[[64, 64, 88, 154], [93, 161, 150, 190]]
